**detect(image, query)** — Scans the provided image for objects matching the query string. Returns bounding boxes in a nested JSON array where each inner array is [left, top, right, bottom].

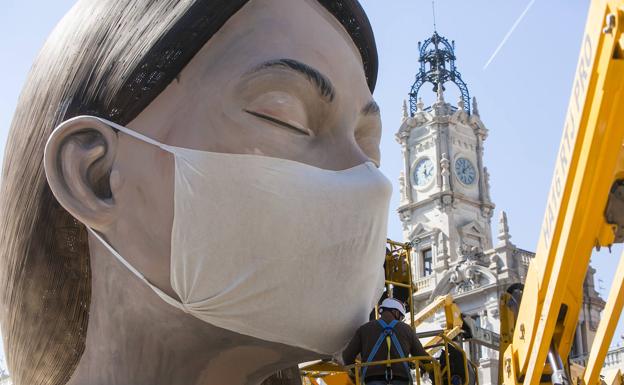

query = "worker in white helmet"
[[342, 298, 431, 385]]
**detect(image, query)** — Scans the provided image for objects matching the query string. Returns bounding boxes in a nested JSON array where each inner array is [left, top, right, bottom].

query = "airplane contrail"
[[483, 0, 536, 70]]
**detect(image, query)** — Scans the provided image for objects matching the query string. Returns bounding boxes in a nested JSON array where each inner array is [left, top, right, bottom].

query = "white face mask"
[[66, 116, 392, 355]]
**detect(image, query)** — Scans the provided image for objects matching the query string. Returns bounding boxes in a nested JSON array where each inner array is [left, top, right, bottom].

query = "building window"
[[422, 248, 433, 276]]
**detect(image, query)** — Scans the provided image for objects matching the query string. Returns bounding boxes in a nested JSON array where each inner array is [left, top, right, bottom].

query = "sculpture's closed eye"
[[244, 91, 312, 136]]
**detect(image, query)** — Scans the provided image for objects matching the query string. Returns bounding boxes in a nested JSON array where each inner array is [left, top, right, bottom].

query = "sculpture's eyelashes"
[[241, 58, 381, 138]]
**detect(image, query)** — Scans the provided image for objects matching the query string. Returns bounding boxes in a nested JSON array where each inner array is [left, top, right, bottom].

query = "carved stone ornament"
[[435, 230, 445, 254], [458, 244, 485, 262], [489, 253, 500, 271], [440, 154, 450, 174], [402, 99, 409, 121], [440, 194, 453, 210], [398, 171, 406, 201], [430, 254, 498, 299], [399, 209, 411, 223], [447, 262, 483, 294], [440, 153, 450, 191], [476, 126, 488, 142], [395, 129, 410, 145], [457, 95, 465, 111], [417, 97, 425, 112]]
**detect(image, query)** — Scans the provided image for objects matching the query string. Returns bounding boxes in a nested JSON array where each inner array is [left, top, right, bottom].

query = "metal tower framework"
[[409, 31, 471, 116]]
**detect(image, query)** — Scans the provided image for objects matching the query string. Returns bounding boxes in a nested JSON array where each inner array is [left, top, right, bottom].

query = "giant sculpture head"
[[0, 0, 389, 384]]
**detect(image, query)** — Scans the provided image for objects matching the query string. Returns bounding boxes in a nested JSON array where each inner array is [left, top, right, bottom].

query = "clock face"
[[455, 157, 476, 185], [414, 158, 435, 187]]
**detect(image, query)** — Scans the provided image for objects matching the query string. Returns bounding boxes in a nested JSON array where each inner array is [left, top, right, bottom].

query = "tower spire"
[[408, 31, 470, 115], [498, 211, 513, 246], [472, 96, 480, 116], [431, 0, 437, 32], [436, 80, 445, 103]]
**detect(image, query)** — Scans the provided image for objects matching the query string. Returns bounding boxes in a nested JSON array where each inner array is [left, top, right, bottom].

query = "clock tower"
[[395, 31, 606, 385], [396, 31, 495, 282]]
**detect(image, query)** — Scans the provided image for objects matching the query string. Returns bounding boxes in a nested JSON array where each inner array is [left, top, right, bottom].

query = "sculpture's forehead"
[[179, 0, 370, 103], [126, 0, 378, 162]]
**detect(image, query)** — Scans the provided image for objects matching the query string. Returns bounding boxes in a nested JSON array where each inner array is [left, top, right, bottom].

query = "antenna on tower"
[[431, 0, 437, 31]]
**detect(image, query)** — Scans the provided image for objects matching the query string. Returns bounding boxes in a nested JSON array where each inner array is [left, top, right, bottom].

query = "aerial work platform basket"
[[299, 239, 479, 385]]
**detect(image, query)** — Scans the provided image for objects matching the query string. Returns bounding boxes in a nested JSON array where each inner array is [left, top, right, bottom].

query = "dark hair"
[[0, 1, 377, 384], [77, 0, 378, 127]]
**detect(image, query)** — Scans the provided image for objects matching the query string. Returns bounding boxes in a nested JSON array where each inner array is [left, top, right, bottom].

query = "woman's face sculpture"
[[41, 0, 384, 381], [48, 0, 381, 300]]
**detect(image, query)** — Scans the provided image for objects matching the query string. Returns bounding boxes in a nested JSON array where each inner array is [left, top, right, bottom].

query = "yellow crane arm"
[[503, 1, 624, 385], [412, 294, 462, 330]]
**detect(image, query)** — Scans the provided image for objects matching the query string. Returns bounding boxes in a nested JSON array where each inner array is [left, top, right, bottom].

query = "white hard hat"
[[380, 298, 406, 316]]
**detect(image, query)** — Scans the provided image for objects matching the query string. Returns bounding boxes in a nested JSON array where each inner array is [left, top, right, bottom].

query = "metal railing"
[[350, 334, 479, 385], [351, 356, 440, 385]]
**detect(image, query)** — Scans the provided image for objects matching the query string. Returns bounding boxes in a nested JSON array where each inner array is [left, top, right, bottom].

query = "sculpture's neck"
[[66, 236, 314, 385]]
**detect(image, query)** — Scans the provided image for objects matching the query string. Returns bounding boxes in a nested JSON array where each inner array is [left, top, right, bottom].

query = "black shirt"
[[342, 317, 429, 379]]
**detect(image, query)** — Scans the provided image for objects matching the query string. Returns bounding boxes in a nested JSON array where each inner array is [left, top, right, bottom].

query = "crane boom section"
[[504, 1, 624, 385]]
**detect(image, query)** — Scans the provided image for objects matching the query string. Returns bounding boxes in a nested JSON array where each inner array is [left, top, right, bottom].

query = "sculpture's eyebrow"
[[362, 101, 380, 116], [248, 59, 335, 102]]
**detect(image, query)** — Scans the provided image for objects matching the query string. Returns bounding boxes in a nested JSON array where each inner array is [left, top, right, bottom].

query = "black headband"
[[104, 0, 378, 125]]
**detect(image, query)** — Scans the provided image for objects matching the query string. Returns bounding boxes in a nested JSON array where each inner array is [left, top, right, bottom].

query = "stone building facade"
[[397, 31, 605, 385]]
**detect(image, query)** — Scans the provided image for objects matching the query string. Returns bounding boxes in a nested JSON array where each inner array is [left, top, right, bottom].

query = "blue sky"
[[1, 0, 622, 374]]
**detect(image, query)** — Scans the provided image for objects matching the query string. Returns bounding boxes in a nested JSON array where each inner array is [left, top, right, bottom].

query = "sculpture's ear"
[[44, 116, 118, 230]]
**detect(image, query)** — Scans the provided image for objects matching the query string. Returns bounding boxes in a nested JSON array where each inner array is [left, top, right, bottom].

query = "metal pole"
[[584, 250, 624, 385], [407, 243, 415, 328]]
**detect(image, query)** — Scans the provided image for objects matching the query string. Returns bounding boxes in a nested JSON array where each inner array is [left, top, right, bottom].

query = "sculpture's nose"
[[324, 135, 374, 170]]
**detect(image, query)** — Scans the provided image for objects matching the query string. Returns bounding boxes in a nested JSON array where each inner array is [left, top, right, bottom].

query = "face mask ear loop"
[[93, 116, 174, 153], [84, 118, 191, 311], [86, 227, 188, 313]]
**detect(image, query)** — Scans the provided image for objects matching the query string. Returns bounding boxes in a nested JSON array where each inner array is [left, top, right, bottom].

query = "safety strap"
[[361, 320, 392, 379], [361, 319, 411, 381]]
